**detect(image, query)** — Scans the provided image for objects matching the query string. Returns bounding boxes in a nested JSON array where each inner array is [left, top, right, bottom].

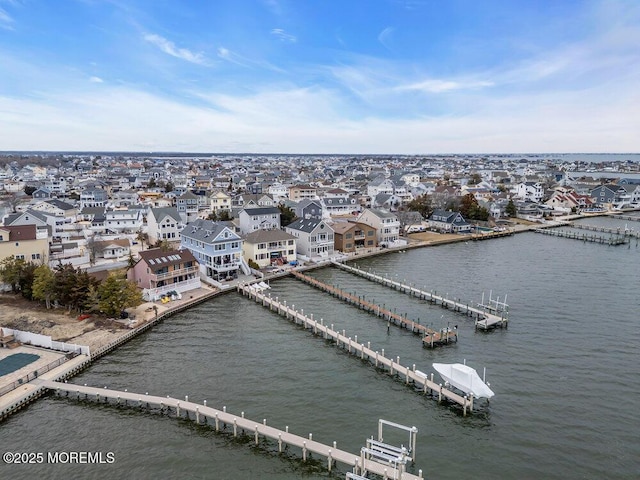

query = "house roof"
[[2, 224, 38, 241], [4, 209, 48, 226], [331, 222, 357, 235], [242, 207, 280, 216], [181, 218, 240, 243], [242, 229, 296, 243], [45, 199, 75, 210], [366, 208, 396, 219], [286, 218, 331, 233], [150, 207, 181, 223], [94, 238, 131, 250], [138, 248, 197, 267]]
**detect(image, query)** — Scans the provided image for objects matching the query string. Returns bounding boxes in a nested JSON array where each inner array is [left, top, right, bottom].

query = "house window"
[[32, 253, 40, 260], [214, 244, 225, 251], [15, 254, 24, 260]]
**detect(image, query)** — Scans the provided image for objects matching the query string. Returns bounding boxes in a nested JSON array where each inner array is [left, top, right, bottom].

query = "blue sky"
[[1, 0, 639, 153]]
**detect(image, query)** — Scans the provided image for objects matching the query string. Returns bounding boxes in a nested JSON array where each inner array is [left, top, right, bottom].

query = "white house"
[[515, 182, 544, 202], [238, 207, 281, 235], [147, 207, 184, 244], [285, 218, 335, 259], [357, 208, 400, 246], [105, 209, 143, 234]]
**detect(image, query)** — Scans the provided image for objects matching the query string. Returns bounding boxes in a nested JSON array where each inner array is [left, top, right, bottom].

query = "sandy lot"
[[0, 294, 128, 351]]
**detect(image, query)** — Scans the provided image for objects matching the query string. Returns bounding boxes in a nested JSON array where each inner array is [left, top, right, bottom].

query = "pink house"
[[128, 248, 201, 301]]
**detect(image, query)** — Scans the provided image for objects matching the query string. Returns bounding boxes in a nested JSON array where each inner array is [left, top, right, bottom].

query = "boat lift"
[[351, 419, 419, 480]]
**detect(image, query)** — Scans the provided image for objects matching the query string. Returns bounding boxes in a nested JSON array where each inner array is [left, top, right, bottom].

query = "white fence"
[[1, 328, 90, 356]]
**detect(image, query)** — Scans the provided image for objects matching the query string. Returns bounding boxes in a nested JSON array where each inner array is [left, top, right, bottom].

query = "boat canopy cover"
[[432, 363, 495, 399]]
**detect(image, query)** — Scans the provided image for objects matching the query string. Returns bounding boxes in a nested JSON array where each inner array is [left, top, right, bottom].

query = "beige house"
[[288, 184, 317, 202], [209, 190, 232, 213], [242, 229, 297, 268], [0, 225, 49, 264]]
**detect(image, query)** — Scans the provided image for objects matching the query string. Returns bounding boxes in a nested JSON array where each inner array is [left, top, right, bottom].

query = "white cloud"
[[270, 28, 297, 43], [143, 33, 207, 65], [397, 79, 494, 93], [378, 27, 394, 50], [0, 7, 14, 30], [89, 76, 104, 83], [1, 76, 638, 154]]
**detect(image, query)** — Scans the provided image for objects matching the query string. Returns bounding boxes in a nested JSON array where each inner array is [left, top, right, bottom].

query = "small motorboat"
[[432, 362, 495, 399]]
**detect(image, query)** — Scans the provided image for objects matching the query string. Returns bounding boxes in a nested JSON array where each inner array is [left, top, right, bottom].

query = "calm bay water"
[[1, 215, 639, 479]]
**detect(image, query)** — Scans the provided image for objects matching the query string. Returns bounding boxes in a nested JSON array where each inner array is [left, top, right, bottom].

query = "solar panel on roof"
[[149, 259, 155, 265]]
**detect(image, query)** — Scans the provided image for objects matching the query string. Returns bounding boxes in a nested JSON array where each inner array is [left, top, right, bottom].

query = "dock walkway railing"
[[39, 379, 424, 480], [238, 284, 475, 415], [290, 270, 457, 346], [331, 262, 508, 330]]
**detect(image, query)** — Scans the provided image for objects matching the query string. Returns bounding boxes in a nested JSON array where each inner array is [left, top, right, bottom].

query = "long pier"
[[238, 284, 476, 415], [534, 228, 627, 245], [39, 379, 423, 480], [610, 214, 640, 223], [289, 271, 458, 346], [569, 223, 640, 239], [331, 262, 508, 331]]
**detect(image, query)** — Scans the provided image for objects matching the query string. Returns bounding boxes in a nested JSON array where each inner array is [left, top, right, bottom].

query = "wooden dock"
[[609, 214, 640, 223], [534, 228, 628, 245], [38, 379, 424, 480], [290, 271, 457, 346], [569, 222, 640, 239], [238, 284, 476, 415], [331, 262, 508, 331]]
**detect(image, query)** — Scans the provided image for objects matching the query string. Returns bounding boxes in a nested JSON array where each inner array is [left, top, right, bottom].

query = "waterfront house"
[[428, 210, 472, 233], [332, 221, 377, 253], [180, 219, 243, 282], [357, 208, 400, 246], [147, 207, 183, 245], [285, 218, 335, 259], [589, 184, 629, 208], [242, 229, 297, 268], [128, 247, 201, 301]]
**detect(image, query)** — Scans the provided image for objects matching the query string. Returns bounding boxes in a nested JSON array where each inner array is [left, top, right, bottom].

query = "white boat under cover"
[[432, 363, 495, 399]]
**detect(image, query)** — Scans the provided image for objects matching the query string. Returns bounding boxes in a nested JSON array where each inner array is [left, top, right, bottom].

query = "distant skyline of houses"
[[0, 152, 638, 291]]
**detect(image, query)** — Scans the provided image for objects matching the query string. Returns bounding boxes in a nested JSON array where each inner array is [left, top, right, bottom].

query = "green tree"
[[18, 262, 38, 300], [468, 173, 482, 185], [207, 211, 218, 221], [218, 210, 231, 221], [136, 230, 148, 250], [505, 199, 517, 217], [405, 195, 433, 219], [164, 181, 174, 193], [148, 177, 157, 188], [459, 193, 490, 221], [278, 204, 296, 226], [0, 255, 27, 293], [24, 185, 37, 196], [98, 275, 143, 317], [32, 265, 56, 309]]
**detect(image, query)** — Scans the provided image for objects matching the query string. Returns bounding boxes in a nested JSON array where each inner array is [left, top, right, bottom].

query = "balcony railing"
[[151, 265, 199, 281]]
